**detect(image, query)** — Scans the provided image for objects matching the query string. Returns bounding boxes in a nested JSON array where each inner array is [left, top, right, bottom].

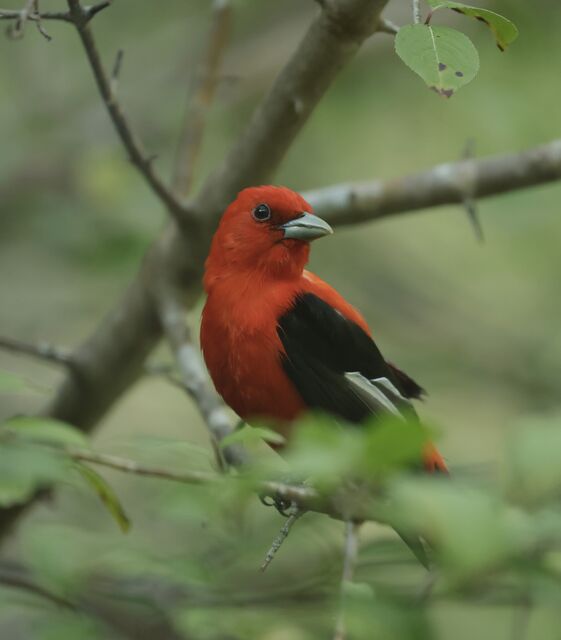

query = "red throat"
[[204, 186, 313, 292]]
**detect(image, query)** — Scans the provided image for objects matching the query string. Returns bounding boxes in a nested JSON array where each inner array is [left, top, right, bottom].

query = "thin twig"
[[7, 424, 388, 524], [260, 509, 305, 572], [2, 429, 381, 523], [5, 0, 37, 38], [0, 335, 78, 372], [58, 446, 382, 524], [0, 561, 76, 610], [333, 521, 361, 640], [461, 137, 484, 243], [377, 17, 399, 35], [172, 0, 232, 198], [0, 2, 111, 24], [67, 446, 216, 485], [64, 0, 192, 226], [110, 47, 124, 95], [83, 0, 110, 21]]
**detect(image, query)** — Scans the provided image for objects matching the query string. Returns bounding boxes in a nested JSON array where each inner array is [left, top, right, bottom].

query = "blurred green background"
[[1, 0, 561, 638]]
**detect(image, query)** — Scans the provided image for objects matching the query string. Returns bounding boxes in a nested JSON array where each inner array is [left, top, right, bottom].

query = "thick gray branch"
[[0, 1, 387, 544], [305, 139, 561, 226], [157, 290, 246, 468], [44, 0, 388, 431]]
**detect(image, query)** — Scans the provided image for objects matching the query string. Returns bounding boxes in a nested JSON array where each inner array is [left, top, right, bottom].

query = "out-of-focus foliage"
[[1, 0, 561, 638], [3, 408, 561, 638]]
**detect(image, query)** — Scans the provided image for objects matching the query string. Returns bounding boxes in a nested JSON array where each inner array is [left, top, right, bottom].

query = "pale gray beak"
[[278, 212, 333, 241]]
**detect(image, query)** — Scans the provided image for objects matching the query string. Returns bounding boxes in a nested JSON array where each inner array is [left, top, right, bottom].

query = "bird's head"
[[204, 185, 333, 288]]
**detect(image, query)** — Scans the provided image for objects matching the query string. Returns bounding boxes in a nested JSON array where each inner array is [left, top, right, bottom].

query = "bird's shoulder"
[[298, 270, 371, 334]]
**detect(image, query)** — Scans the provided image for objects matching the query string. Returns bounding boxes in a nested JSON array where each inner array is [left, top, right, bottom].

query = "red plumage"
[[201, 185, 447, 472]]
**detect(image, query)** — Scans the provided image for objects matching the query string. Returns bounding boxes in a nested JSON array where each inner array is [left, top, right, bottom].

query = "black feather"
[[277, 293, 423, 422]]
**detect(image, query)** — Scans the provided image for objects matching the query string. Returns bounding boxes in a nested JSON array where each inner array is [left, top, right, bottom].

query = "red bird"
[[201, 186, 447, 473]]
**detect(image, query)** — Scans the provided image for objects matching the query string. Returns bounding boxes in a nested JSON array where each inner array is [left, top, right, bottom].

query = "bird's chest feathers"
[[202, 278, 298, 409]]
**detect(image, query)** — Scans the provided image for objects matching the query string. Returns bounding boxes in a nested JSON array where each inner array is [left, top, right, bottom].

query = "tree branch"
[[52, 443, 385, 524], [64, 0, 192, 225], [305, 139, 561, 226], [67, 446, 217, 486], [377, 17, 399, 35], [43, 0, 389, 432], [0, 2, 111, 25], [0, 0, 388, 540], [0, 335, 77, 371], [260, 509, 304, 572], [156, 289, 246, 469], [172, 0, 233, 198]]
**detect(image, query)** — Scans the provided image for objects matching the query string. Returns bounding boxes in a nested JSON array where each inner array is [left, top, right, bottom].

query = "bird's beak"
[[278, 212, 333, 241]]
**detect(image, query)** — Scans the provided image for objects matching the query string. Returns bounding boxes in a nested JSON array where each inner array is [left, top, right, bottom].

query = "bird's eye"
[[252, 203, 271, 222]]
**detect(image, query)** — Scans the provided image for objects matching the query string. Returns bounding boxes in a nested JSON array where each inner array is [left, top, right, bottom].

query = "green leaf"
[[395, 24, 479, 98], [0, 370, 28, 394], [74, 463, 131, 533], [2, 416, 88, 447], [0, 443, 69, 507], [342, 581, 375, 604], [285, 414, 362, 488], [427, 0, 519, 51], [360, 416, 429, 475], [220, 424, 285, 448]]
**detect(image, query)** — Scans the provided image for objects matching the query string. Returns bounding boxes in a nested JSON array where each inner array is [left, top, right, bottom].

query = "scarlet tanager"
[[201, 186, 447, 474]]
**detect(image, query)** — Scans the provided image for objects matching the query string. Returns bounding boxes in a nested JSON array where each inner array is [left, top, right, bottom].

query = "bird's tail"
[[423, 443, 449, 474]]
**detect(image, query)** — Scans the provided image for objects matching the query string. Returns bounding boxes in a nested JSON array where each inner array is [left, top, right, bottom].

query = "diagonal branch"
[[172, 0, 233, 198], [64, 0, 192, 226], [0, 0, 390, 541], [260, 509, 304, 572], [305, 138, 561, 226], [156, 288, 246, 468], [0, 335, 76, 371], [44, 0, 389, 432], [22, 437, 386, 524]]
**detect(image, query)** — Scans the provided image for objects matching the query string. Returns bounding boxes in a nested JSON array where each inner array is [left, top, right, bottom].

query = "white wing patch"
[[344, 371, 411, 418]]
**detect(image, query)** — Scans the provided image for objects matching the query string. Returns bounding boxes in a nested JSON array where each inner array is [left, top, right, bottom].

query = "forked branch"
[[64, 0, 192, 225]]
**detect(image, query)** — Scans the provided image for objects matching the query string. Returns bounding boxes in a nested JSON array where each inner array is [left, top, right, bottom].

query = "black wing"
[[277, 293, 424, 423]]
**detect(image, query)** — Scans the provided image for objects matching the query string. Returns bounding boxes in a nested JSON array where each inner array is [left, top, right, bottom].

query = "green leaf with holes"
[[75, 463, 131, 533], [395, 24, 479, 98], [427, 1, 519, 51]]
